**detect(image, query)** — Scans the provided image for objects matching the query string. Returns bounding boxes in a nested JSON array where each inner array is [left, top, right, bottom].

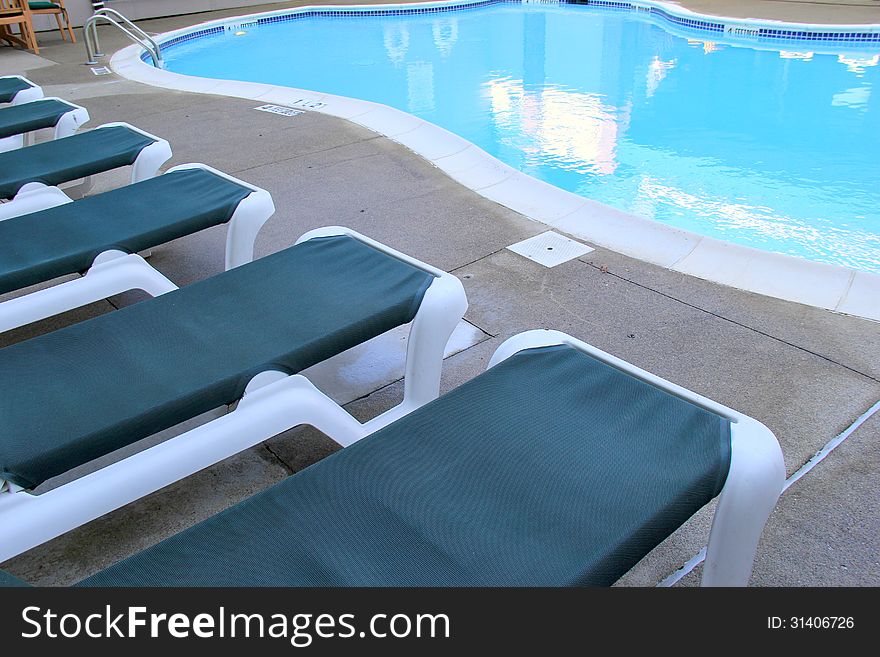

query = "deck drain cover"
[[506, 231, 593, 267], [254, 104, 305, 117], [90, 67, 111, 76]]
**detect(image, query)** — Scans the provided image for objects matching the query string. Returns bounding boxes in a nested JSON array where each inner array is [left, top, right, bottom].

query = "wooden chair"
[[27, 0, 74, 43], [0, 0, 39, 54]]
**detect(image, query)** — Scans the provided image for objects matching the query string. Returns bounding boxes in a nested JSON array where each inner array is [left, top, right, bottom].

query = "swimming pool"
[[159, 2, 880, 274]]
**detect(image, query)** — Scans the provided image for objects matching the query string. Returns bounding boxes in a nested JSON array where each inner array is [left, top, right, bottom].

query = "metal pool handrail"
[[84, 7, 163, 68]]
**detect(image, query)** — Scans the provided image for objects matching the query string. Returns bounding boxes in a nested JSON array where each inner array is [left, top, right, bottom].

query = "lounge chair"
[[1, 330, 784, 586], [0, 163, 275, 332], [0, 226, 467, 561], [0, 122, 171, 206], [0, 75, 42, 105], [0, 97, 89, 152]]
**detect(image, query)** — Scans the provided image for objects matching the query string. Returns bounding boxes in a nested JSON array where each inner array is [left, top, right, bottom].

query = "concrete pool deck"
[[673, 0, 880, 25], [1, 1, 879, 586]]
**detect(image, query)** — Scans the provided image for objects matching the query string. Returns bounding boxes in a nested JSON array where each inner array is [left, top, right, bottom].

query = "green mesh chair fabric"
[[79, 344, 732, 588], [29, 2, 62, 9], [0, 168, 252, 295], [0, 125, 156, 199], [0, 235, 434, 489], [0, 77, 33, 104], [0, 98, 77, 140], [0, 570, 30, 587]]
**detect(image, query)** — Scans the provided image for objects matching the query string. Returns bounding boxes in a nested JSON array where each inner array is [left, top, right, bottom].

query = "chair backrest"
[[0, 1, 32, 34], [0, 0, 27, 14]]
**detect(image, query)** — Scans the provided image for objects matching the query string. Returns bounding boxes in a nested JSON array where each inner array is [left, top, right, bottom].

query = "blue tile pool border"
[[141, 0, 880, 62]]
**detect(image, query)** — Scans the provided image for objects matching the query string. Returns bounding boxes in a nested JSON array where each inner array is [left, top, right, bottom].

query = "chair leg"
[[64, 11, 75, 43], [54, 13, 66, 41], [53, 10, 75, 43], [22, 19, 39, 54]]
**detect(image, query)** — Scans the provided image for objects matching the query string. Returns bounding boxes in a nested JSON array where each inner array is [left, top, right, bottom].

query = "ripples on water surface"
[[165, 5, 880, 272]]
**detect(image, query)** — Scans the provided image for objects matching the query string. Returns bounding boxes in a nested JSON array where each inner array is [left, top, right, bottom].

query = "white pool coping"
[[109, 0, 880, 322]]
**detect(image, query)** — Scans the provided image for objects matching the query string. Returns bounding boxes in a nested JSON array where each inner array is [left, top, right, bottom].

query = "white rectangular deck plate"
[[254, 104, 305, 117], [506, 231, 594, 267], [90, 67, 111, 76]]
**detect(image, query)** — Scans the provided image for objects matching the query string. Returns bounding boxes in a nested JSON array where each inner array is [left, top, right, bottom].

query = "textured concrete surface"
[[671, 0, 880, 24], [1, 2, 878, 587], [752, 412, 880, 587]]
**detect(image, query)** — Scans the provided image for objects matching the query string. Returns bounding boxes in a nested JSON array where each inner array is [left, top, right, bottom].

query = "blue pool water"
[[163, 4, 880, 272]]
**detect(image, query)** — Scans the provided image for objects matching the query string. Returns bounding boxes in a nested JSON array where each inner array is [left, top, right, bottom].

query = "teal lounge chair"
[[0, 163, 275, 332], [0, 75, 42, 105], [0, 97, 90, 152], [0, 330, 784, 586], [0, 122, 171, 206], [0, 227, 467, 560]]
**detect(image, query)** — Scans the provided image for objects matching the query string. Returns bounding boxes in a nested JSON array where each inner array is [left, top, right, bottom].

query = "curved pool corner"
[[109, 0, 880, 322]]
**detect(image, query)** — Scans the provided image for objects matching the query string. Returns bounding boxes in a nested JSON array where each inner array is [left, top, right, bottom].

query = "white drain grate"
[[254, 104, 305, 117], [90, 67, 111, 76], [506, 231, 594, 267]]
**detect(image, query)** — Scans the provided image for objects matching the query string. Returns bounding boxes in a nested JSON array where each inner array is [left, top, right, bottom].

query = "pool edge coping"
[[109, 0, 880, 322]]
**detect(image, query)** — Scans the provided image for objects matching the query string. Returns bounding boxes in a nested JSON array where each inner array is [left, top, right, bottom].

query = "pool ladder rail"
[[84, 6, 163, 69]]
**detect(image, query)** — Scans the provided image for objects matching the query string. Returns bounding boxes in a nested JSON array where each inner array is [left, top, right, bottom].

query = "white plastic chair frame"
[[0, 226, 467, 561], [0, 163, 276, 333], [0, 97, 90, 153], [3, 75, 42, 105], [488, 330, 785, 587], [0, 121, 172, 206]]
